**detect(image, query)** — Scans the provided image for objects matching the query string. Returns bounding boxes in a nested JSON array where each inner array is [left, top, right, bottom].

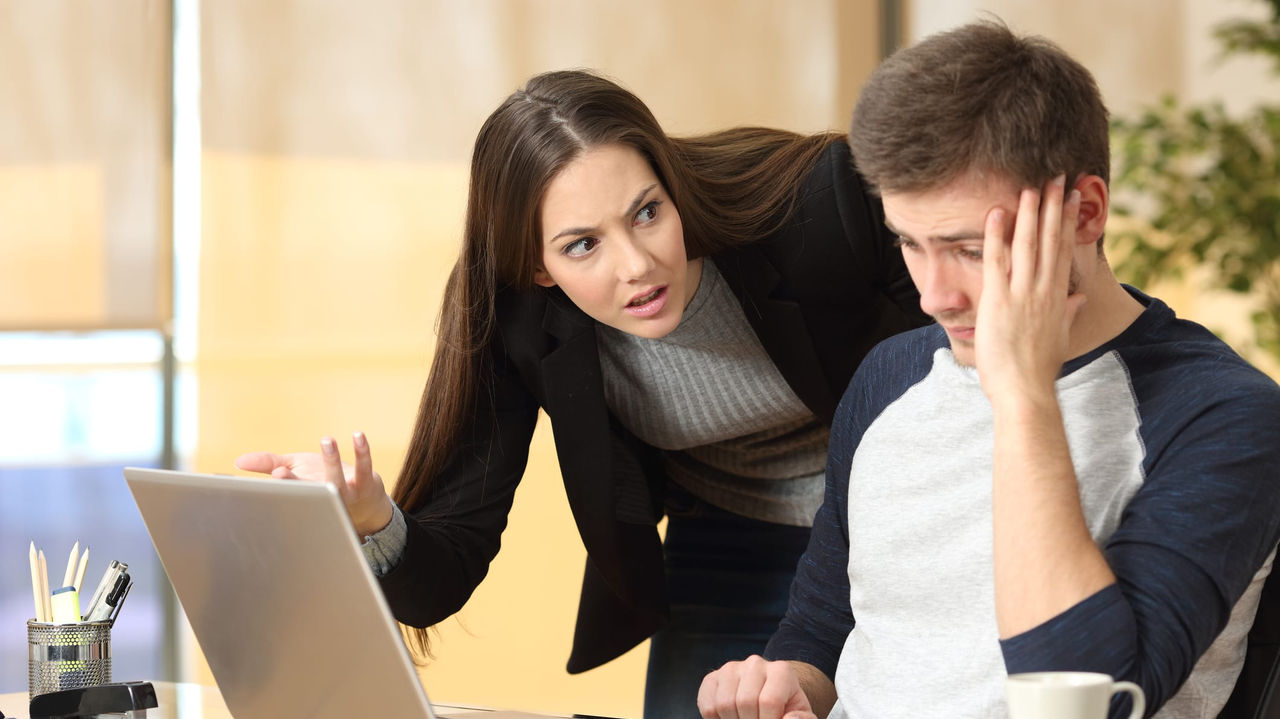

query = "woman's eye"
[[563, 236, 599, 257], [634, 200, 660, 225]]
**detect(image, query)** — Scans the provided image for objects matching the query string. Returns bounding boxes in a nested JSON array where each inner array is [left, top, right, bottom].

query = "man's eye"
[[958, 248, 984, 261], [564, 237, 599, 257], [894, 236, 920, 251]]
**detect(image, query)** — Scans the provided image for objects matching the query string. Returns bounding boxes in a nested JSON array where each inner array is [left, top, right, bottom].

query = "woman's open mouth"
[[625, 286, 668, 316]]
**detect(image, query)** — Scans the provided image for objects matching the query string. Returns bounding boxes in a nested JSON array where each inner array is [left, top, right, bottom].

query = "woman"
[[236, 69, 927, 718]]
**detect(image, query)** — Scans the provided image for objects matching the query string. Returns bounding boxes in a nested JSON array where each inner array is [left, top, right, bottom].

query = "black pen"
[[84, 560, 127, 621], [86, 572, 131, 623]]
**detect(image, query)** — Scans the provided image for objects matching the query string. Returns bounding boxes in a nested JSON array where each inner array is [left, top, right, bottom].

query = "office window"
[[0, 333, 174, 690]]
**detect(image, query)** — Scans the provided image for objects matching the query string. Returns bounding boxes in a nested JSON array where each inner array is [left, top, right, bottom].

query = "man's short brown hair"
[[849, 20, 1110, 195]]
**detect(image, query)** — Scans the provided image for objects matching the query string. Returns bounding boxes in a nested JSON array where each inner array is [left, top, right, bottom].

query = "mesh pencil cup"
[[27, 619, 112, 699]]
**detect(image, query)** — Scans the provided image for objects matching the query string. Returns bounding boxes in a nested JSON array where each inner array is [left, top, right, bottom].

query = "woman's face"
[[534, 143, 701, 339]]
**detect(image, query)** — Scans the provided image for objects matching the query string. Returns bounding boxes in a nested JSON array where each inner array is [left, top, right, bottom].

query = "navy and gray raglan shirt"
[[764, 288, 1280, 718]]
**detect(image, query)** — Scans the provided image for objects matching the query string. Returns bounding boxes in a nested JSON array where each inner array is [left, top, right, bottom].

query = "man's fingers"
[[696, 672, 718, 718], [715, 667, 742, 718], [697, 656, 803, 719], [1054, 188, 1082, 293], [1009, 185, 1044, 292], [763, 660, 809, 719], [982, 206, 1010, 291], [735, 655, 768, 719], [234, 451, 292, 474], [1035, 175, 1068, 293]]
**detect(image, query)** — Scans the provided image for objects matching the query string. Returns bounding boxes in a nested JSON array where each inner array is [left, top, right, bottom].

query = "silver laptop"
[[124, 467, 579, 719]]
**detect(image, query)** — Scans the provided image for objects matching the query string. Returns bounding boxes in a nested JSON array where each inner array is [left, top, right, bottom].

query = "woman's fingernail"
[[321, 437, 336, 457], [1068, 189, 1081, 205], [1055, 173, 1067, 186], [353, 431, 366, 449]]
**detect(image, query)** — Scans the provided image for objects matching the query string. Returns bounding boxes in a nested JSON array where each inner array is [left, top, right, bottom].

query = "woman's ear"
[[533, 267, 556, 288], [1073, 175, 1109, 246]]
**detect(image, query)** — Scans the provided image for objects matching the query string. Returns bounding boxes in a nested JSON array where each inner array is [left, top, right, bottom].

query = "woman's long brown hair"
[[394, 69, 841, 659]]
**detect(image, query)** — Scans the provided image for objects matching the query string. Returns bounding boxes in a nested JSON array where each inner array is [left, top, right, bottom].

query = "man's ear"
[[533, 268, 556, 288], [1073, 175, 1109, 246]]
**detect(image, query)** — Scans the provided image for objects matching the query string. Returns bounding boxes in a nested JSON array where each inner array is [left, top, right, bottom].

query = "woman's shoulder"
[[492, 284, 592, 348], [799, 136, 860, 198]]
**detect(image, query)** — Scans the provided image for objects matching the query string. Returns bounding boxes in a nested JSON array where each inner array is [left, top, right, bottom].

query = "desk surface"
[[0, 681, 231, 718], [0, 682, 594, 718]]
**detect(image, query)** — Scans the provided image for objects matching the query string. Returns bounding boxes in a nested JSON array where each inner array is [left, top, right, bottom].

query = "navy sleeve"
[[763, 381, 857, 677], [1001, 357, 1280, 716]]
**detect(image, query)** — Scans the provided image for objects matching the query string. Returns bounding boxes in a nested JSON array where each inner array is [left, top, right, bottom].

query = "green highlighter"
[[49, 586, 81, 623]]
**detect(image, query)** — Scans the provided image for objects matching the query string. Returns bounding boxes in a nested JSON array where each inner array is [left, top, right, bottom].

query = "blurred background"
[[1, 1, 1276, 717]]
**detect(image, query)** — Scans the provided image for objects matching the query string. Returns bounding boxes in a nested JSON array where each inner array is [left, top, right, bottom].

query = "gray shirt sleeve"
[[360, 503, 407, 576]]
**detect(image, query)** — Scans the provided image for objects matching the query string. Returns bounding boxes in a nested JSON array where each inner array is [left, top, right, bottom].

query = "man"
[[697, 21, 1280, 719]]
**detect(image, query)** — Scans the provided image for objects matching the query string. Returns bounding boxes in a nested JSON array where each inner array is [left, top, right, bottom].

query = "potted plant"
[[1110, 0, 1280, 363]]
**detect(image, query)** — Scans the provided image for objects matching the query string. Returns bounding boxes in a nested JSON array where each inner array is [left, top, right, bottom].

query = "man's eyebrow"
[[550, 183, 659, 242], [884, 221, 985, 243]]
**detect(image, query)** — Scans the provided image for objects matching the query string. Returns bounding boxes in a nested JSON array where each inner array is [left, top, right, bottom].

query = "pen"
[[61, 541, 80, 588], [74, 546, 90, 594], [86, 572, 131, 623], [29, 542, 44, 622], [85, 560, 127, 621]]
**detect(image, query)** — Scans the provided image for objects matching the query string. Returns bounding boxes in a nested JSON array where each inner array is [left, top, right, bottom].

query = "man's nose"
[[916, 259, 968, 318]]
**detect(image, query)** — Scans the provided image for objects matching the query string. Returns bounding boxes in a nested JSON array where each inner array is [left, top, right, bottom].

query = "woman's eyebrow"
[[550, 183, 660, 242]]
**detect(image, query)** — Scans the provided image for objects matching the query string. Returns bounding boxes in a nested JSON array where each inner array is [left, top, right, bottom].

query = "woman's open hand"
[[234, 431, 395, 536]]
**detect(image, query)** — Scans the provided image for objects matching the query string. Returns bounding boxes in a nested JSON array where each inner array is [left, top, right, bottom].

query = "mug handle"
[[1112, 681, 1146, 719]]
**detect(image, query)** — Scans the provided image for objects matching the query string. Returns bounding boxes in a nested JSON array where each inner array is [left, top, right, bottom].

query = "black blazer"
[[378, 140, 928, 673]]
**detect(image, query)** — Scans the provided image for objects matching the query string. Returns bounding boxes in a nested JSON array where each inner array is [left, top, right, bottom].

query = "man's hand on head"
[[974, 174, 1087, 405]]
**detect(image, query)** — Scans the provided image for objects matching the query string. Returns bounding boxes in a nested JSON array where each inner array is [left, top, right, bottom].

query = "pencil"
[[29, 542, 43, 622], [37, 549, 51, 623], [62, 540, 80, 588], [74, 546, 90, 593]]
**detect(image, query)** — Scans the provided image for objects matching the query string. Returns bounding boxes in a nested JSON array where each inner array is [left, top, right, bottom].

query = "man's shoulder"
[[1115, 295, 1280, 406], [1108, 296, 1280, 454], [839, 324, 948, 414], [859, 323, 947, 375]]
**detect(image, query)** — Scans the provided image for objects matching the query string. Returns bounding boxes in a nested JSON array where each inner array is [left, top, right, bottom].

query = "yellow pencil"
[[29, 542, 43, 622], [74, 546, 90, 594], [37, 549, 51, 623], [62, 540, 80, 588]]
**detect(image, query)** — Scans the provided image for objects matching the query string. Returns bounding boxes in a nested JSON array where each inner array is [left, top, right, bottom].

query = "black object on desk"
[[29, 680, 158, 719]]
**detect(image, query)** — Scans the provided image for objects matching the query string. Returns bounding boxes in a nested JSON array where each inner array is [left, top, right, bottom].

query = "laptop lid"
[[124, 467, 567, 719]]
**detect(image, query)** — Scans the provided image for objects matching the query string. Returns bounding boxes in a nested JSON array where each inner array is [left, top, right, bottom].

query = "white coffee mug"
[[1005, 671, 1145, 719]]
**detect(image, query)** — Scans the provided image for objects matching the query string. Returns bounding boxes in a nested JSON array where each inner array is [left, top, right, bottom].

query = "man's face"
[[881, 172, 1027, 367]]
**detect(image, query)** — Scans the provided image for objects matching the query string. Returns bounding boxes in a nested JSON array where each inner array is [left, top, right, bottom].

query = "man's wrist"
[[790, 660, 837, 718], [987, 384, 1060, 421]]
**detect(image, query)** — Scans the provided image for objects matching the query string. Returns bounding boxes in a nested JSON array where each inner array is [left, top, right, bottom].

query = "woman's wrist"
[[355, 493, 396, 536]]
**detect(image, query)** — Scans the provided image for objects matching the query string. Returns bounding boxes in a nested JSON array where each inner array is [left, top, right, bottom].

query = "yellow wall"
[[192, 2, 882, 717]]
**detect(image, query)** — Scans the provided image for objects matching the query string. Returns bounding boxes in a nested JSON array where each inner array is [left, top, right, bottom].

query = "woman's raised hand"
[[234, 431, 395, 537]]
